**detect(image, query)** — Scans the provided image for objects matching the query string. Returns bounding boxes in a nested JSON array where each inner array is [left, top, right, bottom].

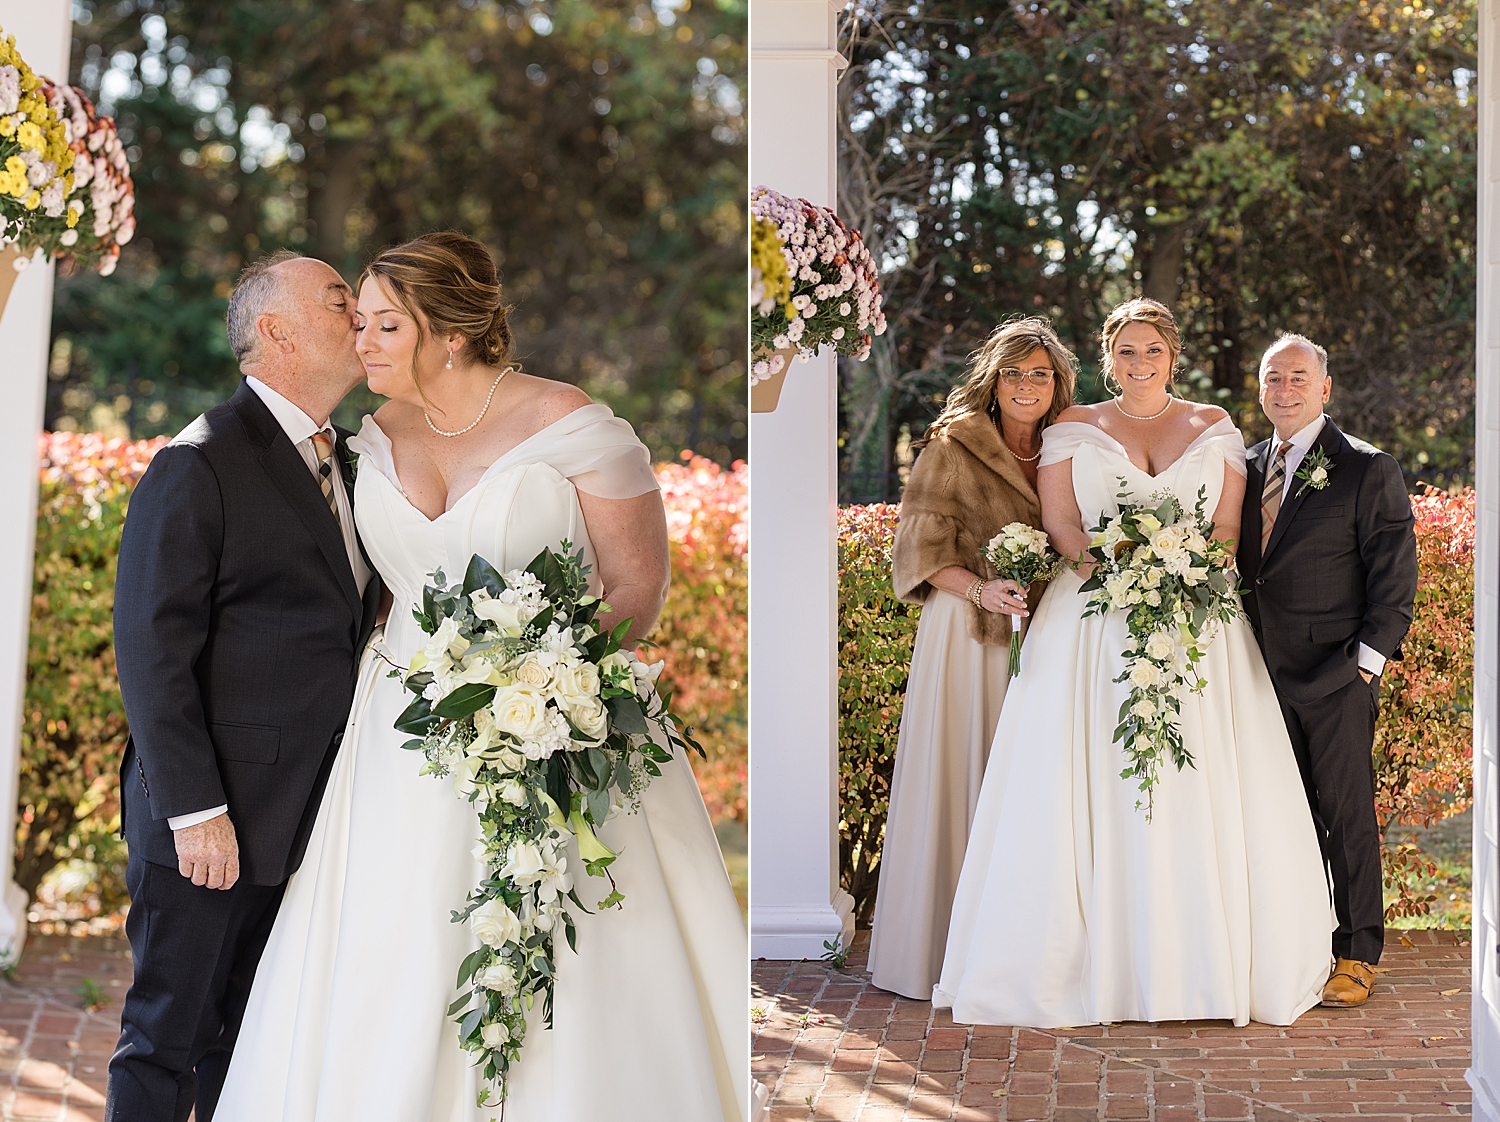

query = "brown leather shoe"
[[1321, 958, 1376, 1007]]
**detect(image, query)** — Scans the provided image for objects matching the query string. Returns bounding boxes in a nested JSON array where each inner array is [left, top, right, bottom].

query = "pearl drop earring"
[[446, 351, 453, 370]]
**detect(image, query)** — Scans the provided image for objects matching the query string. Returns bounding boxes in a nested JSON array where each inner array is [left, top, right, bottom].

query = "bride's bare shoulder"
[[1055, 402, 1107, 427], [371, 398, 421, 434], [511, 372, 592, 429], [1179, 400, 1230, 429]]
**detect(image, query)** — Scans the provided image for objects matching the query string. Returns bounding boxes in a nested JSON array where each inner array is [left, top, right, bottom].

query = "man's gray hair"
[[1260, 332, 1329, 378], [226, 250, 304, 363]]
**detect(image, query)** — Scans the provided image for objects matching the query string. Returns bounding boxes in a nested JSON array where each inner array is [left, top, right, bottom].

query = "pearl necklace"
[[1113, 395, 1174, 422], [991, 412, 1042, 462], [425, 368, 511, 438]]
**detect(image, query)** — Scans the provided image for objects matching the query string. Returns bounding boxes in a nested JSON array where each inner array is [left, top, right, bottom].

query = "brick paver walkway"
[[753, 930, 1473, 1122], [0, 933, 130, 1121]]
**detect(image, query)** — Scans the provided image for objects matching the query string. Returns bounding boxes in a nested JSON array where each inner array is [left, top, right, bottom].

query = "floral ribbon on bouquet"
[[1078, 483, 1244, 818], [385, 543, 700, 1109]]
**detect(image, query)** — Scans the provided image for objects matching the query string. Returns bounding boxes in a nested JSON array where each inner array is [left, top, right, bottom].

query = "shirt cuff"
[[168, 805, 228, 831], [1357, 643, 1387, 677]]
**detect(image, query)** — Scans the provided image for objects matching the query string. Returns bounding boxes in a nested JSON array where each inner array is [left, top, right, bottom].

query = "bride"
[[933, 298, 1331, 1028], [216, 232, 746, 1120]]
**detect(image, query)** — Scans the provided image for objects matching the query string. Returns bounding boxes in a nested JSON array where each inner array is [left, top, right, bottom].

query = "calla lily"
[[569, 807, 618, 874]]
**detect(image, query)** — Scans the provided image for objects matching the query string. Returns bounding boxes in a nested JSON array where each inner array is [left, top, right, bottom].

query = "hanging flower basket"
[[749, 187, 886, 414]]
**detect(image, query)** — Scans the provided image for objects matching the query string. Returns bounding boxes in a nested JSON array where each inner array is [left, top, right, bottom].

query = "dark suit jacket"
[[114, 379, 383, 885], [1237, 416, 1417, 706]]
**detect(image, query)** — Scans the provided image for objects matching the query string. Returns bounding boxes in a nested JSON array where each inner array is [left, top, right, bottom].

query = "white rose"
[[422, 617, 469, 662], [1128, 660, 1164, 690], [512, 653, 554, 690], [1140, 566, 1162, 590], [477, 961, 520, 996], [1130, 698, 1157, 721], [498, 778, 528, 805], [470, 898, 523, 948], [481, 1020, 512, 1048], [1310, 466, 1327, 484], [490, 685, 549, 739], [1145, 589, 1162, 607], [499, 840, 545, 884], [1144, 631, 1177, 661], [568, 695, 609, 740], [552, 661, 601, 707], [1149, 527, 1181, 556]]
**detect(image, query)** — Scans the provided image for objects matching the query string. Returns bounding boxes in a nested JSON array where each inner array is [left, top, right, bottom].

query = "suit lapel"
[[232, 381, 363, 618], [1262, 418, 1343, 564]]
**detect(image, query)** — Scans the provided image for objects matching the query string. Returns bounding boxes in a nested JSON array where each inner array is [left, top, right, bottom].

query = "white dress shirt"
[[169, 378, 374, 832], [1271, 413, 1386, 679]]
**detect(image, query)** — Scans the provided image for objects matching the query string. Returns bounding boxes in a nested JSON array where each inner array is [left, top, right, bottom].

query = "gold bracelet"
[[969, 577, 987, 609]]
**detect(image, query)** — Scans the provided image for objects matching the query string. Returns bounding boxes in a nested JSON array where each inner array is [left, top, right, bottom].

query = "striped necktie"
[[309, 429, 342, 523], [1259, 440, 1293, 556]]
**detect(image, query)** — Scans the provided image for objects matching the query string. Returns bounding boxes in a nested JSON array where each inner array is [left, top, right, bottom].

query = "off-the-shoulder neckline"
[[1044, 416, 1241, 479], [346, 402, 608, 516]]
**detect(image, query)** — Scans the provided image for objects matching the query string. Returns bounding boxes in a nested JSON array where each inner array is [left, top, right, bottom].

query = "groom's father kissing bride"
[[1238, 333, 1418, 1011], [104, 251, 382, 1120]]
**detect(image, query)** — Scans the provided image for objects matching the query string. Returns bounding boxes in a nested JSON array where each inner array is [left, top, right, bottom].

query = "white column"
[[1472, 1, 1500, 1116], [748, 0, 854, 959], [0, 1, 72, 957]]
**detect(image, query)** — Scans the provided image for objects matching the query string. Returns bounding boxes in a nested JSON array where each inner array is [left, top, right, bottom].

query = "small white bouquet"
[[389, 543, 699, 1107], [983, 522, 1061, 677], [1078, 484, 1243, 817]]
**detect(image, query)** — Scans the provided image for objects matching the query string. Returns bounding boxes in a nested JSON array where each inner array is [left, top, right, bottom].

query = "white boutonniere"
[[1293, 446, 1333, 498]]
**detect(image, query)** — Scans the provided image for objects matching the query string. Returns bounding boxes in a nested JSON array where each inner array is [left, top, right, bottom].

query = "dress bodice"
[[346, 403, 659, 660], [1039, 417, 1248, 530]]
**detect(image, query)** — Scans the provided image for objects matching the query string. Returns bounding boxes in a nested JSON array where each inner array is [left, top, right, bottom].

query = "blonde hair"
[[360, 232, 514, 396], [1099, 297, 1182, 391], [915, 316, 1078, 450]]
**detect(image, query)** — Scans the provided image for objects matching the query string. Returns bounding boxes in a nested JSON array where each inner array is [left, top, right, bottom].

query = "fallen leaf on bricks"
[[1400, 935, 1415, 947], [992, 1090, 1007, 1098], [1441, 989, 1462, 996]]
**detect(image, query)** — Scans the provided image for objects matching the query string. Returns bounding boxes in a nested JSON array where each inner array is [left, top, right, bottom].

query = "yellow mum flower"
[[65, 206, 79, 228], [16, 121, 43, 149], [4, 155, 23, 177], [23, 189, 40, 210], [0, 116, 15, 138]]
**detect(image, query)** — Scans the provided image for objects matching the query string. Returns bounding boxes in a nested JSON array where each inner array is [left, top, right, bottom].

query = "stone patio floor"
[[753, 930, 1474, 1122]]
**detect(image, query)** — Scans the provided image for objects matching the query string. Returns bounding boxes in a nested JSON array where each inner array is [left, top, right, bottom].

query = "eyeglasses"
[[997, 368, 1055, 388]]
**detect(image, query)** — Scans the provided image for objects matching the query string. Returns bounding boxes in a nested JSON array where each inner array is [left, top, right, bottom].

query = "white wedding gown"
[[932, 419, 1331, 1028], [217, 405, 747, 1121]]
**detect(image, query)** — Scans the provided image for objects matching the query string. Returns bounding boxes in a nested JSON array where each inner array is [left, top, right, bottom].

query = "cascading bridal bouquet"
[[388, 543, 700, 1107], [983, 522, 1061, 677], [1077, 484, 1243, 818]]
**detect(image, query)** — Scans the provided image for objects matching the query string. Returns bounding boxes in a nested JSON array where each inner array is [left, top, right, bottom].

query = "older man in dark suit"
[[1238, 333, 1417, 1010], [105, 252, 383, 1120]]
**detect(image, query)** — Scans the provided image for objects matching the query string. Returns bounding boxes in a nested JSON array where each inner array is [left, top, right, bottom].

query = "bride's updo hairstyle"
[[360, 231, 514, 387], [914, 316, 1078, 450], [1099, 297, 1182, 394]]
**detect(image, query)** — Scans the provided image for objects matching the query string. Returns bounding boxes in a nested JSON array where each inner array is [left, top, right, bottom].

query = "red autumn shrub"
[[644, 452, 748, 825], [1376, 484, 1475, 920], [19, 433, 167, 903]]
